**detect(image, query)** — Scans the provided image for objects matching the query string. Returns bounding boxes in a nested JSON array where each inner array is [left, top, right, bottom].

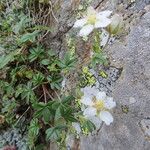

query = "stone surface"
[[80, 11, 150, 150]]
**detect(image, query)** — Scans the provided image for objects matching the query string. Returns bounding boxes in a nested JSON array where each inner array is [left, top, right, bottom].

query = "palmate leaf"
[[91, 52, 108, 67], [0, 49, 21, 69], [28, 46, 45, 62], [32, 72, 45, 86], [13, 14, 31, 34], [57, 52, 76, 72], [53, 103, 77, 123], [29, 118, 40, 136], [33, 101, 54, 123], [46, 125, 66, 141], [47, 75, 63, 90], [28, 118, 40, 149], [19, 30, 39, 44], [21, 82, 36, 104], [46, 127, 59, 141]]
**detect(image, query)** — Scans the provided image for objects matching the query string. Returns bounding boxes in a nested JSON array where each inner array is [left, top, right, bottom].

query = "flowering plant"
[[0, 2, 123, 149], [74, 6, 112, 37], [81, 86, 116, 126]]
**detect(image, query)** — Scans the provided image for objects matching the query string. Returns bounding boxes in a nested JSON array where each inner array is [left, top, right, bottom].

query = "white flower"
[[73, 6, 112, 37], [81, 86, 116, 126], [72, 122, 81, 134]]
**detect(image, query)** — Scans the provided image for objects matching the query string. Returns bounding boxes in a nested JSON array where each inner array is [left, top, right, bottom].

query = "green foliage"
[[47, 75, 63, 90], [0, 1, 112, 149], [82, 120, 96, 134], [32, 72, 45, 86], [80, 67, 96, 87], [21, 82, 36, 104], [27, 118, 40, 149], [91, 31, 108, 67], [0, 49, 21, 69], [57, 52, 77, 73], [33, 102, 54, 123], [46, 125, 66, 141], [19, 30, 40, 44], [28, 46, 45, 62], [91, 52, 108, 66]]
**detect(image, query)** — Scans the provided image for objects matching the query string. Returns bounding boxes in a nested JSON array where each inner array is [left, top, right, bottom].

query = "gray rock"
[[80, 11, 150, 150], [140, 119, 150, 138]]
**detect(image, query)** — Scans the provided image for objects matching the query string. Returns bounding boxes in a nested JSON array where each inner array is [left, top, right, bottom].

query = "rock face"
[[80, 12, 150, 150]]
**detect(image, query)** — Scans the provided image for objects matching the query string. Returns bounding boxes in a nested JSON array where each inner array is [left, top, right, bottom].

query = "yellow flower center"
[[92, 97, 105, 111], [87, 14, 96, 25]]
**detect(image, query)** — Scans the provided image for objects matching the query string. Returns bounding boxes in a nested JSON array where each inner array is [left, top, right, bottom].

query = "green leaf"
[[15, 84, 24, 98], [28, 118, 40, 149], [29, 118, 40, 136], [46, 126, 66, 141], [91, 52, 108, 67], [42, 107, 52, 123], [19, 30, 39, 44], [21, 82, 36, 104], [13, 14, 31, 34], [82, 120, 96, 132], [32, 72, 45, 86], [62, 95, 75, 104], [33, 102, 54, 123], [47, 75, 63, 90], [31, 25, 51, 32], [40, 59, 50, 65], [47, 49, 56, 57], [28, 46, 44, 62], [57, 52, 76, 72], [93, 31, 101, 53], [55, 106, 63, 121], [52, 101, 60, 110], [0, 49, 21, 69], [46, 127, 59, 141]]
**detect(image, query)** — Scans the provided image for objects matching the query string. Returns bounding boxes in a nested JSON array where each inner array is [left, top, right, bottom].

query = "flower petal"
[[97, 10, 112, 18], [87, 116, 102, 130], [99, 111, 113, 125], [81, 86, 99, 97], [72, 122, 81, 134], [95, 18, 111, 28], [83, 107, 97, 117], [81, 86, 100, 105], [73, 18, 87, 28], [79, 25, 94, 36], [96, 91, 107, 101], [87, 6, 97, 16], [81, 96, 93, 106], [105, 97, 116, 109]]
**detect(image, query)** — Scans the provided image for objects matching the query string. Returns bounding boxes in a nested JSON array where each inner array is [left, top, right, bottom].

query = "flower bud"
[[107, 14, 123, 35]]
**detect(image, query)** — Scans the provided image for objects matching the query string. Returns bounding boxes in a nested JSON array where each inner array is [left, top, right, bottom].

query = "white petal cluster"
[[73, 6, 112, 37], [81, 86, 116, 126]]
